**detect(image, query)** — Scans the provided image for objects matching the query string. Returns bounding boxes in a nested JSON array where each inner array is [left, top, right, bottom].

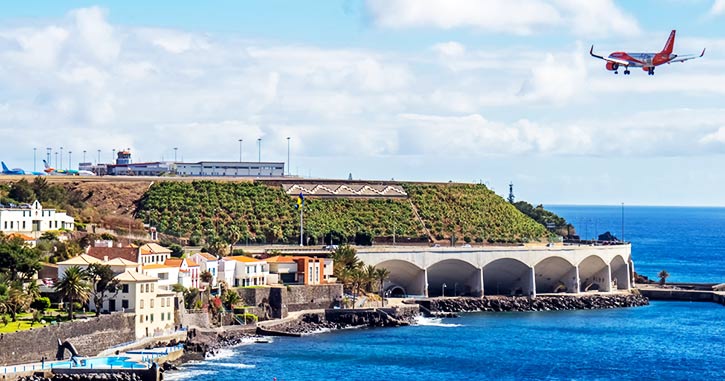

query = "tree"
[[0, 283, 31, 322], [350, 269, 366, 309], [0, 234, 43, 282], [84, 264, 120, 317], [54, 266, 91, 320], [363, 265, 377, 293], [169, 244, 184, 258], [30, 297, 51, 312], [8, 179, 34, 203], [200, 270, 213, 285], [222, 289, 240, 310], [658, 270, 670, 286], [375, 267, 391, 307]]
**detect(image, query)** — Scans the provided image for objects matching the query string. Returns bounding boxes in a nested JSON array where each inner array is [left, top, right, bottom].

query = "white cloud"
[[711, 0, 725, 15], [432, 41, 466, 57], [365, 0, 639, 36]]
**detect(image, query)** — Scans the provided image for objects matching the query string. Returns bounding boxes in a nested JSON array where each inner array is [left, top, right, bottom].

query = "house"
[[87, 246, 140, 263], [6, 233, 37, 247], [265, 256, 332, 285], [0, 200, 75, 238], [105, 270, 176, 338], [57, 254, 138, 278], [189, 252, 219, 287], [139, 243, 172, 265], [224, 256, 268, 287], [142, 263, 180, 291], [164, 258, 200, 289]]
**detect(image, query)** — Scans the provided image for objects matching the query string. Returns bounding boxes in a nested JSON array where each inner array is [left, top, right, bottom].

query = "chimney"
[[104, 256, 108, 262]]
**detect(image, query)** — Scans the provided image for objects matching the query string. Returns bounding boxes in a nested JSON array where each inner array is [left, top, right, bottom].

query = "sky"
[[1, 0, 725, 206]]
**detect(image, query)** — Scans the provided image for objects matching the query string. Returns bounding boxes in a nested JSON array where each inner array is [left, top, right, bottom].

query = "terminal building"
[[175, 161, 284, 177]]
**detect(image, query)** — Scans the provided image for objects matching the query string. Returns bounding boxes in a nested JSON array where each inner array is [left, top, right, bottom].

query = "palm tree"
[[363, 265, 377, 293], [375, 267, 391, 307], [658, 270, 670, 286], [350, 269, 366, 308], [54, 266, 91, 320]]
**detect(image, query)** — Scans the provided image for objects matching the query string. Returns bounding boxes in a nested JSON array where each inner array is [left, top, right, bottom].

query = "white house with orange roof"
[[138, 243, 173, 265], [265, 256, 298, 284], [224, 255, 268, 287], [5, 233, 37, 247], [189, 252, 219, 287], [142, 262, 180, 290], [164, 258, 200, 289], [57, 254, 139, 278]]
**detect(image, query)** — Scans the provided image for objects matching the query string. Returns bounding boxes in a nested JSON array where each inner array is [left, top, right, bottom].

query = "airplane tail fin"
[[662, 30, 676, 55], [43, 159, 50, 169], [1, 162, 8, 172]]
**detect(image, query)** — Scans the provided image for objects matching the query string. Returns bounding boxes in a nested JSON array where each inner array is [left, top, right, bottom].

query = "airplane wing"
[[589, 46, 630, 66], [669, 48, 705, 63]]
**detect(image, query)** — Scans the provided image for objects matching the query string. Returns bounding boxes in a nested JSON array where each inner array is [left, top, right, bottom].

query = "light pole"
[[173, 147, 178, 162], [54, 152, 58, 168], [33, 148, 37, 172], [238, 139, 243, 162], [46, 147, 51, 164], [286, 137, 290, 176], [257, 138, 262, 162], [621, 202, 625, 243], [112, 149, 116, 164], [68, 151, 72, 170], [97, 149, 101, 165], [60, 147, 63, 170], [83, 150, 86, 163], [442, 283, 447, 297]]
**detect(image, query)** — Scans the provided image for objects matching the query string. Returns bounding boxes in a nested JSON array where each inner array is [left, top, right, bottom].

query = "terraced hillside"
[[137, 180, 550, 245]]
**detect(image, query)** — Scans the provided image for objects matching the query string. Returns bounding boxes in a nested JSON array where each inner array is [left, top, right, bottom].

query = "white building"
[[139, 243, 172, 265], [224, 256, 269, 287], [0, 200, 74, 238], [175, 161, 284, 177], [57, 254, 138, 279], [164, 258, 200, 289], [142, 263, 180, 291], [106, 270, 176, 338], [189, 252, 219, 287]]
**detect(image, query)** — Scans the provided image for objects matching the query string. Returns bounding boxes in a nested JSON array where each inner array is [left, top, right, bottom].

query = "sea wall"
[[236, 284, 343, 320], [421, 294, 649, 313], [0, 313, 136, 366], [639, 288, 725, 306], [179, 311, 211, 329], [258, 305, 419, 335]]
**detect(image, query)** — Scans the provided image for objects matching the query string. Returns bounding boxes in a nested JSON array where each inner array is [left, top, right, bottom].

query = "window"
[[151, 283, 154, 292], [150, 299, 154, 308], [145, 284, 150, 293], [122, 300, 129, 309], [150, 314, 154, 322], [122, 284, 129, 293], [140, 299, 144, 309], [139, 315, 143, 322], [161, 313, 164, 321], [161, 298, 165, 308], [167, 312, 171, 320]]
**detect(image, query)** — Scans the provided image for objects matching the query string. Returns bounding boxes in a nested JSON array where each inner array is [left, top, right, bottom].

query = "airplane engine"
[[606, 62, 619, 71], [642, 67, 650, 71]]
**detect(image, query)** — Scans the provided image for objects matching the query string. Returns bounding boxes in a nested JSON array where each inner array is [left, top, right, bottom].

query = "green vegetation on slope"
[[403, 183, 550, 243], [137, 181, 424, 246], [137, 181, 550, 246], [512, 201, 574, 238]]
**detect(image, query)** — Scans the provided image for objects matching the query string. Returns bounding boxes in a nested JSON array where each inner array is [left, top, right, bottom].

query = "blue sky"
[[1, 1, 725, 206]]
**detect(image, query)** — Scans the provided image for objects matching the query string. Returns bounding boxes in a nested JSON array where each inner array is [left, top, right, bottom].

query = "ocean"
[[167, 206, 725, 381]]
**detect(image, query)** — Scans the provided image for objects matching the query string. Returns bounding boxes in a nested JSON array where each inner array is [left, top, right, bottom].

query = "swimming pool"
[[51, 356, 148, 370]]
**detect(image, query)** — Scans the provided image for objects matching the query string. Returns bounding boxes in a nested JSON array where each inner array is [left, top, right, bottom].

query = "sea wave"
[[215, 362, 256, 369], [413, 316, 462, 327]]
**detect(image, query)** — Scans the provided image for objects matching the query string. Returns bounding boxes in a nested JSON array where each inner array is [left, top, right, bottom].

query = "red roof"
[[87, 247, 139, 263]]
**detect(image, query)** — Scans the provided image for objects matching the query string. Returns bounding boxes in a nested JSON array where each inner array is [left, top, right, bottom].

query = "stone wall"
[[236, 284, 342, 320], [179, 312, 211, 329], [0, 313, 136, 366]]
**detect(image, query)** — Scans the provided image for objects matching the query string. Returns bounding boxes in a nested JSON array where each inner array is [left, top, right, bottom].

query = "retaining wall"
[[236, 284, 342, 319], [0, 313, 136, 366]]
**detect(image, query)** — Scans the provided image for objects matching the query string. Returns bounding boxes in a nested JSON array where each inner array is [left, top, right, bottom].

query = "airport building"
[[175, 161, 284, 177]]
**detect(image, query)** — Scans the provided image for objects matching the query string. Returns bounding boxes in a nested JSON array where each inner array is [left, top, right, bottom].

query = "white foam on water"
[[204, 348, 236, 360], [413, 316, 462, 327], [215, 362, 256, 369], [163, 369, 214, 381]]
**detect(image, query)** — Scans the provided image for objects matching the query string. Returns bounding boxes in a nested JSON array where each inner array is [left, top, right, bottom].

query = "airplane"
[[42, 160, 95, 176], [590, 30, 705, 75], [2, 161, 46, 176]]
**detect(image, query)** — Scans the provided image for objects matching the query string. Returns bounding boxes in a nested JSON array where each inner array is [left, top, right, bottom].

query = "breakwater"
[[417, 294, 649, 313], [639, 288, 725, 306]]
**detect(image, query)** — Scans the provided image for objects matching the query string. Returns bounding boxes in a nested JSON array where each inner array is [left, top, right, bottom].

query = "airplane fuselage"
[[608, 52, 677, 68]]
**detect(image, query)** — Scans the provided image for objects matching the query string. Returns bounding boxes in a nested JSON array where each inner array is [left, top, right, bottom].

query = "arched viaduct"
[[357, 245, 634, 298]]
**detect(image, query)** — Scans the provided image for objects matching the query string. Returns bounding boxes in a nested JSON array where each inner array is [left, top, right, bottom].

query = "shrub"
[[30, 297, 51, 312]]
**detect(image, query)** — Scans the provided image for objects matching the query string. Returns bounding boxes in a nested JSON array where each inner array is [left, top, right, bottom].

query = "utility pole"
[[173, 147, 178, 162], [286, 137, 290, 176], [68, 151, 72, 170], [54, 152, 58, 168], [83, 150, 86, 163], [297, 193, 305, 246], [97, 149, 101, 164], [60, 147, 63, 170], [238, 139, 243, 162], [257, 138, 262, 162], [508, 182, 515, 203]]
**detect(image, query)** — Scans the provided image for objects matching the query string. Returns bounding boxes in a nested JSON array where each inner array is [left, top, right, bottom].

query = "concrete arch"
[[534, 256, 577, 294], [375, 260, 426, 297], [578, 255, 610, 292], [427, 259, 482, 297], [610, 255, 630, 290], [483, 258, 533, 296]]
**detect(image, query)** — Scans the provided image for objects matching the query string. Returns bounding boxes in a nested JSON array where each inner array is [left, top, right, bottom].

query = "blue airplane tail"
[[1, 162, 8, 172]]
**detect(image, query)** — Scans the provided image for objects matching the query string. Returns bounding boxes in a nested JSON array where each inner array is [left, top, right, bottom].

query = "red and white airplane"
[[590, 30, 705, 76]]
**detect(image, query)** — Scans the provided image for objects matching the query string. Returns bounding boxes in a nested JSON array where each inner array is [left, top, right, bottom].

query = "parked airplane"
[[2, 161, 46, 176], [590, 30, 705, 75], [42, 160, 95, 176]]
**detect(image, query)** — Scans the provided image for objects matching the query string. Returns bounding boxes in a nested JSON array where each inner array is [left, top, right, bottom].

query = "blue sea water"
[[169, 206, 725, 381]]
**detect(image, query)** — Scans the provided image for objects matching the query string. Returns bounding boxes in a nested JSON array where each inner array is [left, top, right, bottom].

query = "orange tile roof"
[[184, 258, 199, 267], [195, 252, 218, 261], [142, 263, 176, 270], [7, 233, 35, 241], [164, 258, 183, 267], [87, 247, 139, 263], [265, 256, 296, 263], [225, 255, 263, 263]]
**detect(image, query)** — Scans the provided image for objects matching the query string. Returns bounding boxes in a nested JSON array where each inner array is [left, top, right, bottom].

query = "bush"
[[30, 297, 51, 312], [236, 313, 258, 323]]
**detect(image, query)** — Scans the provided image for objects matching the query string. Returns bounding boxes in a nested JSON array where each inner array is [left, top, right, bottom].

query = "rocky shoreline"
[[425, 294, 649, 313]]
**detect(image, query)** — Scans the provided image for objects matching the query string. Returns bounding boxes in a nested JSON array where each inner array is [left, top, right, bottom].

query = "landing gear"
[[648, 67, 655, 76], [624, 69, 631, 75]]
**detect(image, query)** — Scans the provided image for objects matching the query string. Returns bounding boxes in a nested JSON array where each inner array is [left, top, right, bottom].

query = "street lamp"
[[442, 283, 447, 297], [33, 148, 37, 172], [97, 149, 101, 165], [173, 147, 178, 162], [238, 139, 243, 162], [68, 151, 72, 170], [83, 150, 86, 163], [257, 138, 262, 162], [286, 137, 290, 176], [54, 152, 58, 168], [60, 147, 63, 170], [112, 149, 116, 164]]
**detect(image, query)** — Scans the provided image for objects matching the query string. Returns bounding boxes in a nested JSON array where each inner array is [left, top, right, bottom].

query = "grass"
[[0, 311, 98, 334]]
